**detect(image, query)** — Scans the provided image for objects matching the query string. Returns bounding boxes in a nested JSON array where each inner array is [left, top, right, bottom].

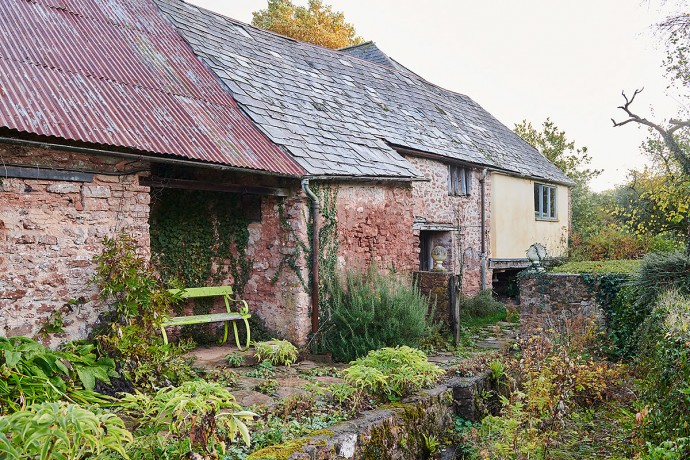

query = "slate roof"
[[0, 0, 303, 176], [339, 42, 398, 69], [156, 0, 572, 184]]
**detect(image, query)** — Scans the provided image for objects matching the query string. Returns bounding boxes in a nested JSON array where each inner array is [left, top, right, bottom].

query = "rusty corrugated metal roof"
[[0, 0, 304, 176]]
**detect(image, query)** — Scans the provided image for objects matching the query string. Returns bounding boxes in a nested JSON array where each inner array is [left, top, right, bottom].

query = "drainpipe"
[[301, 179, 320, 335], [479, 169, 488, 291]]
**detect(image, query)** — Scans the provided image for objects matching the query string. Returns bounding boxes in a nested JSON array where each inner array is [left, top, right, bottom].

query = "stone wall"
[[244, 194, 311, 345], [335, 182, 417, 273], [519, 273, 604, 334], [246, 372, 499, 459], [0, 145, 150, 344], [407, 156, 490, 294]]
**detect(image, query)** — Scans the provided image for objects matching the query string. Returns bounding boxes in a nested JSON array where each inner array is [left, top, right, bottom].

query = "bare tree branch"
[[612, 88, 690, 177]]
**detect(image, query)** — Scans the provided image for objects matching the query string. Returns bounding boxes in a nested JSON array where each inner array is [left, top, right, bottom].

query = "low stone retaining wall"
[[518, 272, 604, 334], [248, 373, 495, 460]]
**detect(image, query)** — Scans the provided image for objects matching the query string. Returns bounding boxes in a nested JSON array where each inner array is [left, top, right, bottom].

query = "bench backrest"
[[168, 286, 233, 299]]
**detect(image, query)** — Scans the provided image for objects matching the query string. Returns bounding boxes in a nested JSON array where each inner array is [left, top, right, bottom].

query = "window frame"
[[448, 164, 471, 196], [534, 183, 558, 220]]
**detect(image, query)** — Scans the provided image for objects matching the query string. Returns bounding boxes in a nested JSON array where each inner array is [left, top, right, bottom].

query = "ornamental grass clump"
[[253, 339, 299, 366], [343, 346, 444, 401], [319, 267, 435, 362]]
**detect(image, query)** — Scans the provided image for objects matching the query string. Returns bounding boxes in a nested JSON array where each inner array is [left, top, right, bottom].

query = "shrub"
[[0, 337, 115, 414], [569, 226, 646, 261], [601, 284, 647, 359], [551, 259, 641, 275], [648, 232, 686, 254], [470, 326, 624, 458], [93, 233, 178, 329], [117, 380, 256, 458], [92, 233, 198, 390], [0, 401, 132, 459], [319, 268, 435, 361], [458, 289, 504, 322], [633, 251, 690, 307], [253, 339, 299, 366], [342, 346, 444, 401], [636, 291, 690, 452]]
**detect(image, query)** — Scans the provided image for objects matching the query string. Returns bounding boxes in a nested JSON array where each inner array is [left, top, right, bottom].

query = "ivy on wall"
[[270, 184, 340, 325], [149, 189, 253, 297], [313, 184, 339, 319]]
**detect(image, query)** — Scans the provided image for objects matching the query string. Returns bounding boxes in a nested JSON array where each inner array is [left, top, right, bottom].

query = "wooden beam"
[[140, 177, 290, 196], [1, 166, 93, 182]]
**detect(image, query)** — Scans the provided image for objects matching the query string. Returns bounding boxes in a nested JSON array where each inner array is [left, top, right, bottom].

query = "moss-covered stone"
[[246, 439, 311, 460]]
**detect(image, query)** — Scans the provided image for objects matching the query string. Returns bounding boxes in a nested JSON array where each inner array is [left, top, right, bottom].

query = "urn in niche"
[[431, 245, 448, 272]]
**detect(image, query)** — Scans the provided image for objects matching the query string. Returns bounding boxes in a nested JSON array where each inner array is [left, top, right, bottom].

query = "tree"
[[611, 133, 690, 239], [611, 10, 690, 245], [514, 118, 602, 237], [252, 0, 363, 49]]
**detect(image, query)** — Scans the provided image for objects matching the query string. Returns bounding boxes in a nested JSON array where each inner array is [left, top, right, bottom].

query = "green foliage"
[[600, 284, 646, 359], [252, 0, 363, 49], [117, 380, 256, 458], [0, 401, 132, 459], [256, 379, 279, 396], [0, 337, 114, 414], [458, 289, 504, 322], [99, 328, 197, 390], [94, 233, 178, 328], [313, 185, 339, 322], [633, 251, 690, 307], [319, 267, 435, 362], [642, 438, 690, 460], [150, 189, 252, 296], [36, 310, 64, 337], [636, 291, 690, 451], [568, 225, 647, 261], [551, 259, 641, 274], [342, 346, 444, 401], [609, 161, 690, 240], [246, 360, 276, 379], [468, 327, 625, 459], [226, 352, 247, 368], [92, 233, 198, 390], [253, 340, 299, 366], [488, 359, 505, 382]]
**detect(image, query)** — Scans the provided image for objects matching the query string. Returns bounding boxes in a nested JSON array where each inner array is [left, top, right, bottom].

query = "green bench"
[[160, 286, 251, 350]]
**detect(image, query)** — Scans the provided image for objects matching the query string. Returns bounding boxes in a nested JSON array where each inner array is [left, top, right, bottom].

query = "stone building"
[[0, 0, 571, 345]]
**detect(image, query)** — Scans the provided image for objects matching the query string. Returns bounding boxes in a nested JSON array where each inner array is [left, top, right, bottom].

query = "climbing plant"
[[313, 184, 339, 318], [149, 189, 253, 297], [271, 184, 339, 314]]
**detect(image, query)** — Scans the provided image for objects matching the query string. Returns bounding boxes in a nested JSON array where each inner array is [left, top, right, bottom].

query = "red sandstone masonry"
[[335, 182, 417, 274], [243, 194, 311, 345], [0, 146, 150, 345], [407, 156, 491, 295]]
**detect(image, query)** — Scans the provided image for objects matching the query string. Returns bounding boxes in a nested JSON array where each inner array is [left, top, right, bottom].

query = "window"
[[448, 165, 471, 196], [534, 183, 557, 220]]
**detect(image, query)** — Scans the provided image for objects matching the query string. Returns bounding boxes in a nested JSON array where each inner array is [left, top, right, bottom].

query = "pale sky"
[[188, 0, 686, 191]]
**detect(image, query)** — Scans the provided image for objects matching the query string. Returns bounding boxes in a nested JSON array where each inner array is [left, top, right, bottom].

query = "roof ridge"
[[179, 0, 407, 73], [337, 40, 375, 51]]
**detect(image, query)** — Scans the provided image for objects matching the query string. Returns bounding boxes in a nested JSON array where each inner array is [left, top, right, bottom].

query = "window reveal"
[[534, 183, 557, 219], [448, 165, 471, 196]]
